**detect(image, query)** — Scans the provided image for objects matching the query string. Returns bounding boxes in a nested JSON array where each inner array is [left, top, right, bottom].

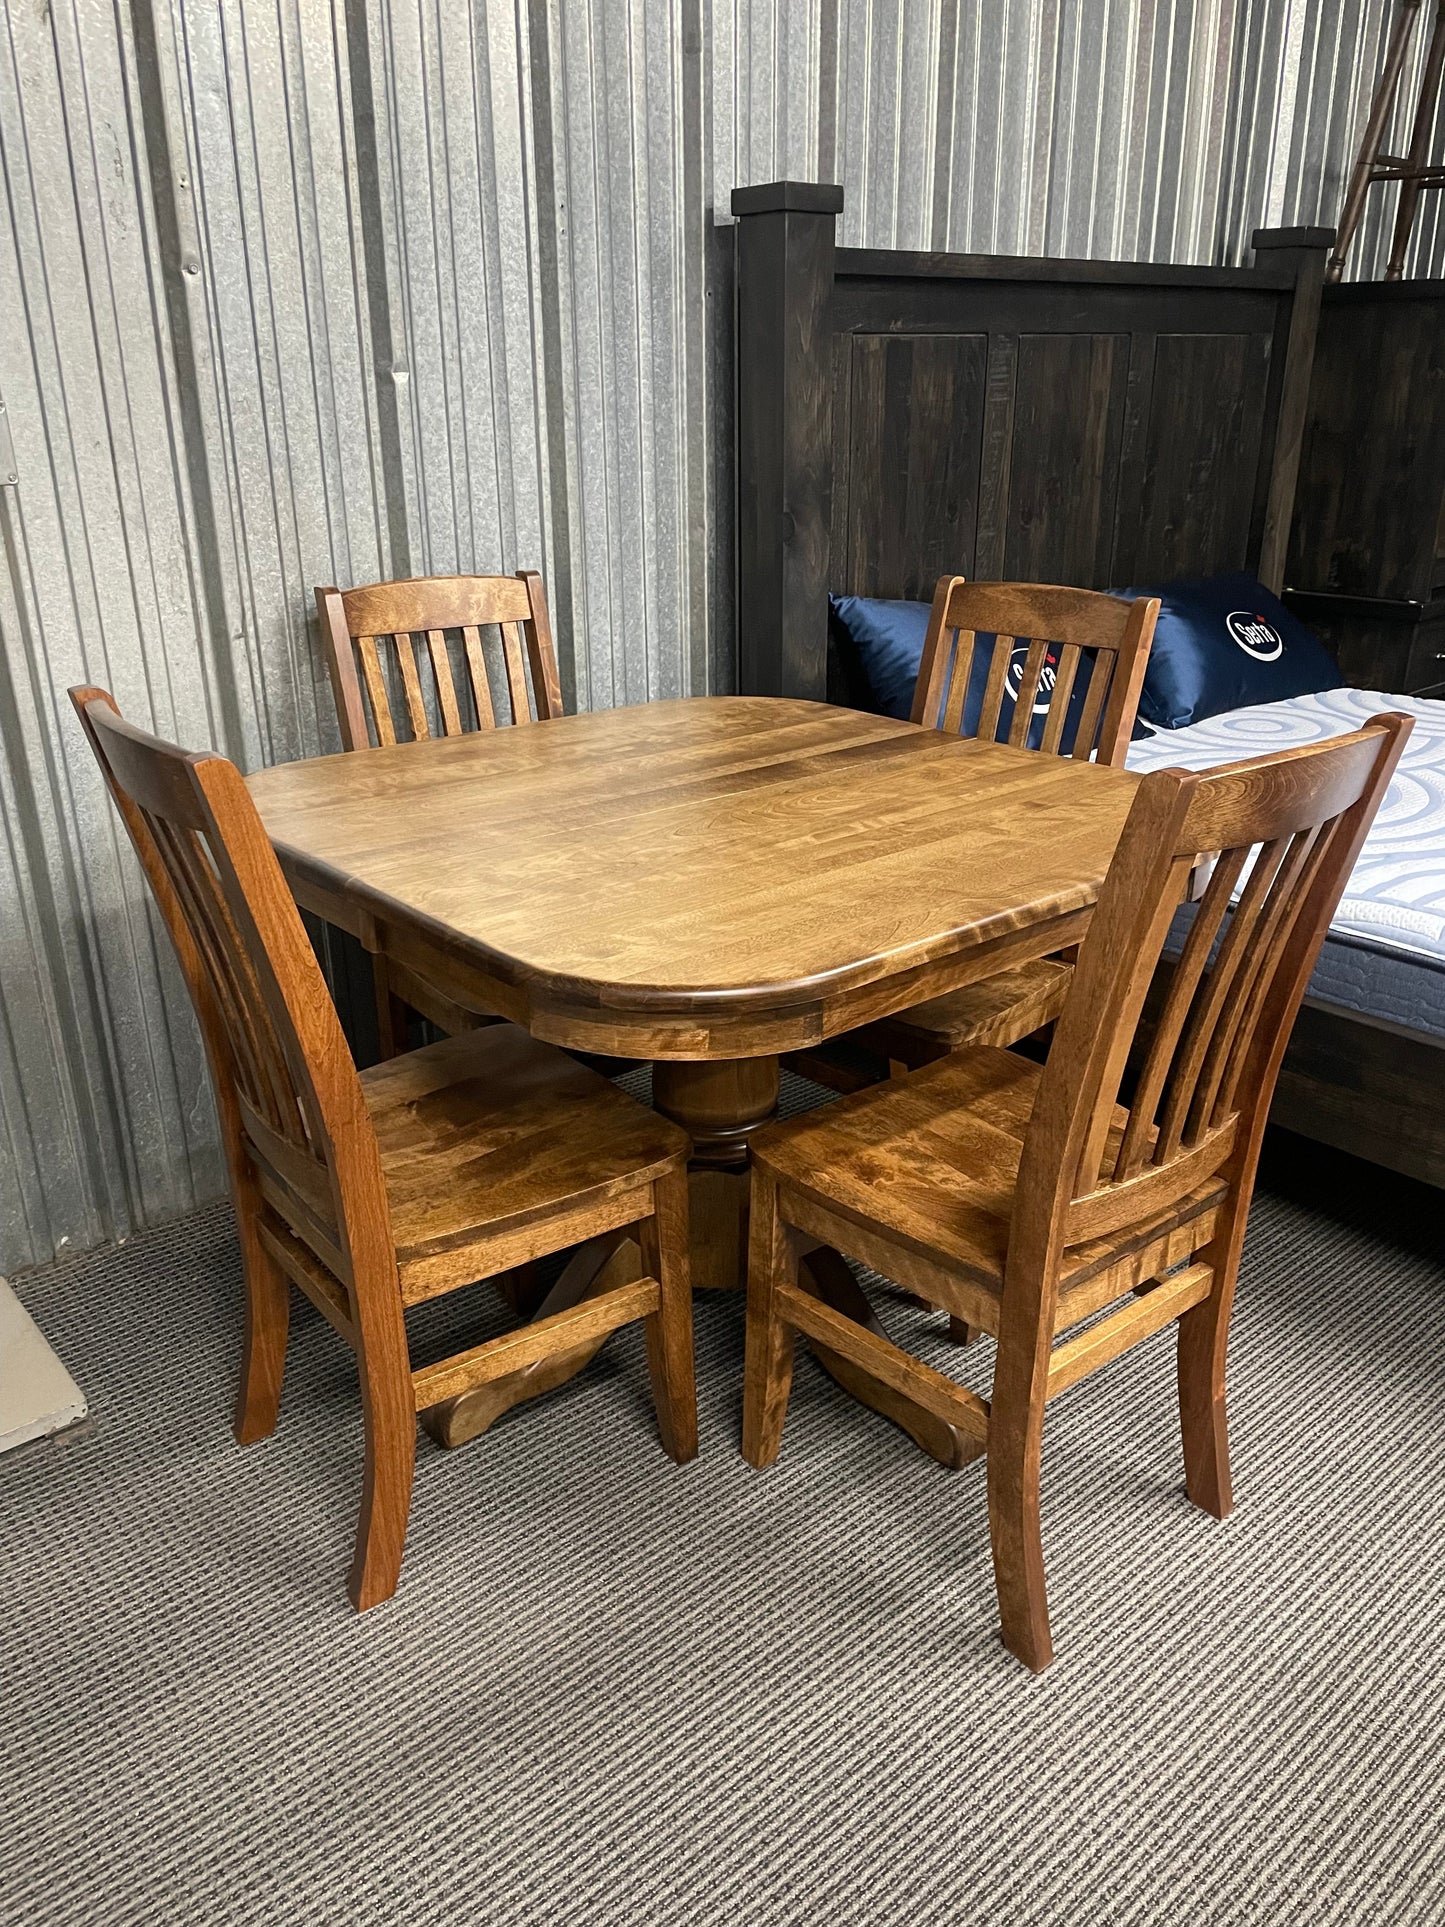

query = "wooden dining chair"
[[744, 712, 1410, 1670], [71, 685, 696, 1613], [859, 578, 1161, 1074], [314, 570, 564, 1053]]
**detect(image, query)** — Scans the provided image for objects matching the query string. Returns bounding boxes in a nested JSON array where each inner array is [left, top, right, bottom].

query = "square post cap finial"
[[731, 182, 844, 218], [1251, 226, 1335, 251]]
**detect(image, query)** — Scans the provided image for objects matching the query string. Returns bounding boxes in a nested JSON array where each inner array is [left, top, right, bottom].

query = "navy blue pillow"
[[829, 594, 1100, 750], [829, 596, 932, 719], [1119, 573, 1339, 731]]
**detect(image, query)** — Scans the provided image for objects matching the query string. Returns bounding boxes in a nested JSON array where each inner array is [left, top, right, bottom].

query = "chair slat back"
[[317, 572, 563, 751], [70, 688, 385, 1277], [1017, 715, 1412, 1258], [912, 578, 1160, 768]]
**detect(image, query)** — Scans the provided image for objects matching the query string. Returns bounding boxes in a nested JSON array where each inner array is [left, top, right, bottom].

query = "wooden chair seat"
[[859, 957, 1074, 1067], [754, 1045, 1224, 1327], [360, 1025, 687, 1301]]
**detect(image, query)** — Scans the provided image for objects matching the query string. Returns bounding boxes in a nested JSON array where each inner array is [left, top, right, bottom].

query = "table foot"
[[421, 1235, 642, 1448], [799, 1246, 981, 1470]]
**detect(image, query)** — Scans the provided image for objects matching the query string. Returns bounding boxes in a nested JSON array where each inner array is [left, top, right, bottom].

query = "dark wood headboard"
[[1284, 278, 1445, 697], [732, 181, 1331, 701]]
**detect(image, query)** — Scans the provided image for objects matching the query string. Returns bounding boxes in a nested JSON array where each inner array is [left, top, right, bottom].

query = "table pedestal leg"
[[649, 1056, 980, 1469], [652, 1057, 779, 1291]]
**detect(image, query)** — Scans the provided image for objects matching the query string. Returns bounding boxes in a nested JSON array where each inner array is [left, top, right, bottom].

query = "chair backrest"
[[1016, 713, 1412, 1266], [912, 579, 1160, 768], [70, 687, 387, 1287], [316, 572, 563, 751]]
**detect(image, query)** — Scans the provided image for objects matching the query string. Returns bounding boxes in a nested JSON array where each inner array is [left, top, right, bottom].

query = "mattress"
[[1124, 688, 1445, 1039]]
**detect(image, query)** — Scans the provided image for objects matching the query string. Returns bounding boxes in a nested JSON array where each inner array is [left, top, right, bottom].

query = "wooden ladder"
[[1330, 0, 1445, 281]]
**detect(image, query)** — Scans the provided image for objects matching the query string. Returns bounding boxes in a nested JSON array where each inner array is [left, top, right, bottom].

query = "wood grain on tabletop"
[[246, 696, 1141, 1016]]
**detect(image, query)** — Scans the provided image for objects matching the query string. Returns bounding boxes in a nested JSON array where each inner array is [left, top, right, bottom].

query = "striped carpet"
[[4, 1078, 1444, 1926]]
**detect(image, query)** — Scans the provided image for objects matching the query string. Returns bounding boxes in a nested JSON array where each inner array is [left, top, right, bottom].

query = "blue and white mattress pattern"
[[1124, 688, 1445, 1036]]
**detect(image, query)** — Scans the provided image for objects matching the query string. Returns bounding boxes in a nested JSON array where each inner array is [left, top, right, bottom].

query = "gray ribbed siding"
[[822, 0, 1445, 270], [0, 0, 1439, 1271]]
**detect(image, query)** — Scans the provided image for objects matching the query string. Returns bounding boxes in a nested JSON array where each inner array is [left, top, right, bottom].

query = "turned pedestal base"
[[652, 1056, 779, 1292]]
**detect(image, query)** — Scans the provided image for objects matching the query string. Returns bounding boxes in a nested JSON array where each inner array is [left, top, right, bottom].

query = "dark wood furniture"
[[743, 714, 1411, 1670], [733, 185, 1445, 1197], [315, 571, 564, 1055], [731, 181, 1330, 704], [1287, 280, 1445, 697], [1279, 276, 1445, 1191], [71, 686, 696, 1612]]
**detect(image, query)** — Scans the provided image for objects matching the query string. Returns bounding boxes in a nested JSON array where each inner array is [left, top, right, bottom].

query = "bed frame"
[[1287, 277, 1445, 698], [731, 181, 1445, 1191]]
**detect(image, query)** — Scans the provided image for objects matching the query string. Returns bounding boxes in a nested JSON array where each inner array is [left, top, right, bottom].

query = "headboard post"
[[731, 181, 844, 699], [1250, 225, 1334, 593]]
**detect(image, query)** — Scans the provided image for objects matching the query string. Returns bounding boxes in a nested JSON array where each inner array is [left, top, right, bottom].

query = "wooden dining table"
[[247, 695, 1139, 1462]]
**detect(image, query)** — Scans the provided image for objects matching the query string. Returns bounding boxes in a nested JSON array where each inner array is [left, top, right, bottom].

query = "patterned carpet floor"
[[4, 1082, 1444, 1926]]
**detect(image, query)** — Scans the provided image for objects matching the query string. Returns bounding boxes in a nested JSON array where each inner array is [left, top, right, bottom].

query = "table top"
[[247, 697, 1139, 1051]]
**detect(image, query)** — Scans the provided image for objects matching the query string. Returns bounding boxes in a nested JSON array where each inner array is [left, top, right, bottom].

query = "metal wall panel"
[[529, 0, 712, 711], [825, 0, 1445, 274], [828, 0, 1246, 258], [1, 0, 227, 1269], [1, 0, 1440, 1270]]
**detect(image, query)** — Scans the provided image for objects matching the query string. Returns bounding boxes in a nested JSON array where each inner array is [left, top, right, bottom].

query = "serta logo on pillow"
[[1119, 572, 1338, 731], [1225, 610, 1284, 662], [1004, 643, 1058, 714]]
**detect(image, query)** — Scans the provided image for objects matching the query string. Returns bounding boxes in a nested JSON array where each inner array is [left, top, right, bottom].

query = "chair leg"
[[640, 1168, 698, 1463], [1176, 1262, 1236, 1520], [741, 1170, 798, 1468], [987, 1330, 1054, 1672], [233, 1222, 290, 1445], [348, 1361, 417, 1613]]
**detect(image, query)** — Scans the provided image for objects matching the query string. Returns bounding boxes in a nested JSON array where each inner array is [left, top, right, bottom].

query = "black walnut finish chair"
[[745, 714, 1410, 1670]]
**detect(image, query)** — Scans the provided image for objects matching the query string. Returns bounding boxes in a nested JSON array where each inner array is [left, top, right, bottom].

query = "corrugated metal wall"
[[822, 0, 1445, 269], [1, 0, 1440, 1271]]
